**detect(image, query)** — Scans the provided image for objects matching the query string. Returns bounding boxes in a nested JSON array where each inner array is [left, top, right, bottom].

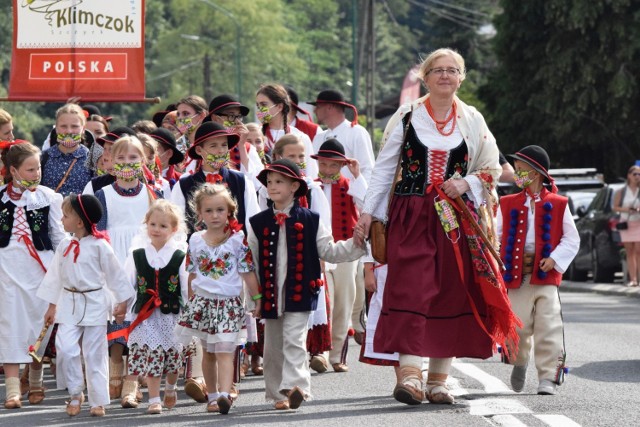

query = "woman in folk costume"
[[0, 142, 65, 409], [355, 48, 521, 406], [255, 83, 319, 180]]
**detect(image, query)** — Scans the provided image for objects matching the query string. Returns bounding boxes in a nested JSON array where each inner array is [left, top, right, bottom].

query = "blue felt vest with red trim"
[[499, 189, 567, 288], [179, 168, 246, 235], [0, 189, 53, 251], [249, 203, 323, 319]]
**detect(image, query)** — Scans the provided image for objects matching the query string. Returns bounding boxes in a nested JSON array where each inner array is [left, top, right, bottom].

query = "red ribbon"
[[106, 288, 161, 342], [274, 212, 289, 225], [17, 235, 47, 272], [206, 173, 223, 184], [224, 218, 243, 233], [63, 239, 80, 263]]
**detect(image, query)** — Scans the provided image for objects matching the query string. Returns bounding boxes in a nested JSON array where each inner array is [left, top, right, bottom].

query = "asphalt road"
[[2, 285, 639, 427]]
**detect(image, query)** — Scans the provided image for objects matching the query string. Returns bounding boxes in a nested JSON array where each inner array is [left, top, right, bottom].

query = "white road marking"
[[535, 414, 582, 427], [469, 398, 532, 416], [490, 414, 530, 427], [453, 361, 513, 393]]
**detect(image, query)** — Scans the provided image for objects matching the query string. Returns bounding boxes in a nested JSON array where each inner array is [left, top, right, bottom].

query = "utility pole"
[[365, 0, 375, 137]]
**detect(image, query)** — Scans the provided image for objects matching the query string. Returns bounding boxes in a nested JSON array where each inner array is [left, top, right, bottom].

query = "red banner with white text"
[[9, 0, 145, 102]]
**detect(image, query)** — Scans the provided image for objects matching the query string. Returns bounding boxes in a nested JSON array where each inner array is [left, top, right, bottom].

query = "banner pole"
[[0, 97, 161, 104]]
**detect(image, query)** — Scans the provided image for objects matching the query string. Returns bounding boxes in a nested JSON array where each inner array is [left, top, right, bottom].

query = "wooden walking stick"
[[28, 323, 52, 363], [453, 197, 505, 271]]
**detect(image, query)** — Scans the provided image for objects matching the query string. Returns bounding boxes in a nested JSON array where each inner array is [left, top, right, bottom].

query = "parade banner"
[[9, 0, 145, 101]]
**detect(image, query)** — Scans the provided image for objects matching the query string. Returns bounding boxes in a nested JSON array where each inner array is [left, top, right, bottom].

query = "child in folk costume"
[[246, 123, 270, 166], [247, 159, 366, 410], [256, 135, 332, 376], [82, 127, 137, 196], [41, 103, 94, 196], [37, 194, 134, 417], [497, 145, 579, 395], [170, 121, 260, 402], [360, 255, 401, 383], [0, 142, 65, 409], [94, 135, 162, 399], [118, 200, 189, 414], [174, 184, 261, 414], [149, 128, 184, 190], [309, 139, 367, 373]]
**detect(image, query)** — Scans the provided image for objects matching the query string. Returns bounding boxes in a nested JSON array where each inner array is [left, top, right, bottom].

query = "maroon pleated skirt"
[[373, 189, 493, 359]]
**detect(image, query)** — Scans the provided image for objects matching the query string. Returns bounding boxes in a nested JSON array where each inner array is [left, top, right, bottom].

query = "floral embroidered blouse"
[[186, 230, 254, 298]]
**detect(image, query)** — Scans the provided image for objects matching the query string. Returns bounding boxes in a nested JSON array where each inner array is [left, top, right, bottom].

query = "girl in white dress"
[[175, 184, 261, 415], [0, 142, 65, 409], [94, 135, 161, 398], [118, 200, 189, 414]]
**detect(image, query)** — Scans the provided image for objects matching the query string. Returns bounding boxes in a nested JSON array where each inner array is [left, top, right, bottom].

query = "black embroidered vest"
[[90, 174, 116, 194], [249, 204, 323, 319], [394, 114, 469, 196], [0, 189, 53, 250], [179, 168, 247, 236], [132, 248, 186, 314]]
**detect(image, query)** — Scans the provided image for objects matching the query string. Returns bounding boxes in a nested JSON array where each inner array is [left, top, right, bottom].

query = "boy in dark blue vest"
[[169, 121, 259, 401], [247, 159, 366, 410]]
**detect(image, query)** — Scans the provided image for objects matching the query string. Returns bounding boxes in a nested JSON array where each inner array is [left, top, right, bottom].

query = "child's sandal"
[[206, 401, 220, 413], [28, 386, 46, 404], [163, 389, 177, 409]]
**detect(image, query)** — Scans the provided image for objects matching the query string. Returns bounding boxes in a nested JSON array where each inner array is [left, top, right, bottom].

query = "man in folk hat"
[[207, 94, 264, 177], [148, 128, 184, 189], [497, 145, 579, 396], [247, 159, 367, 409], [308, 139, 367, 373], [310, 89, 375, 183], [285, 86, 319, 141], [310, 90, 373, 347]]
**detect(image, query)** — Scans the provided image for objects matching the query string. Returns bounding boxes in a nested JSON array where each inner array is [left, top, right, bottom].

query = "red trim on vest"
[[328, 175, 359, 242], [499, 189, 567, 288]]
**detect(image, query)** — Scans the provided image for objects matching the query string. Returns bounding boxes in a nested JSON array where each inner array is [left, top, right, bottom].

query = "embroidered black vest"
[[0, 189, 53, 250], [394, 114, 469, 196], [90, 174, 116, 194], [132, 248, 186, 314], [249, 204, 323, 319], [179, 168, 247, 236]]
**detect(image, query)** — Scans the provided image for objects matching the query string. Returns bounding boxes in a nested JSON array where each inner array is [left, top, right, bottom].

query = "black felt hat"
[[70, 194, 104, 228], [310, 138, 348, 162], [208, 94, 250, 117], [285, 86, 312, 120], [96, 126, 136, 147], [257, 158, 308, 198], [82, 104, 112, 122], [189, 122, 240, 160], [152, 104, 177, 127], [508, 145, 552, 181], [149, 128, 184, 165], [308, 89, 358, 126]]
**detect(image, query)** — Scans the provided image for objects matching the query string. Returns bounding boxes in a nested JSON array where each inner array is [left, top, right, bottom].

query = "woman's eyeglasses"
[[428, 67, 461, 76]]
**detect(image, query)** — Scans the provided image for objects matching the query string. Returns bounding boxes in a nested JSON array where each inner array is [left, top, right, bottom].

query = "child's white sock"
[[149, 396, 161, 404], [164, 380, 176, 391]]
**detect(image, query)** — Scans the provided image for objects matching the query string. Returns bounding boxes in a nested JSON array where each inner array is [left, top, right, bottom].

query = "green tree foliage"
[[481, 0, 640, 180]]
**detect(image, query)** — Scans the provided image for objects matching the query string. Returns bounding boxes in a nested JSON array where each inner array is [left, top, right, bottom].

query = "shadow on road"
[[569, 359, 640, 383]]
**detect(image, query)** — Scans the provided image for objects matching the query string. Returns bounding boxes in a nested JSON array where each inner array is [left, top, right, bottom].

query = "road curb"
[[560, 281, 640, 299]]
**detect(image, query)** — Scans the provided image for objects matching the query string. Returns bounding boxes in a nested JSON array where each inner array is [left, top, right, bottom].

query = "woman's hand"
[[112, 302, 127, 324], [441, 178, 470, 199], [354, 213, 372, 248], [364, 264, 377, 293]]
